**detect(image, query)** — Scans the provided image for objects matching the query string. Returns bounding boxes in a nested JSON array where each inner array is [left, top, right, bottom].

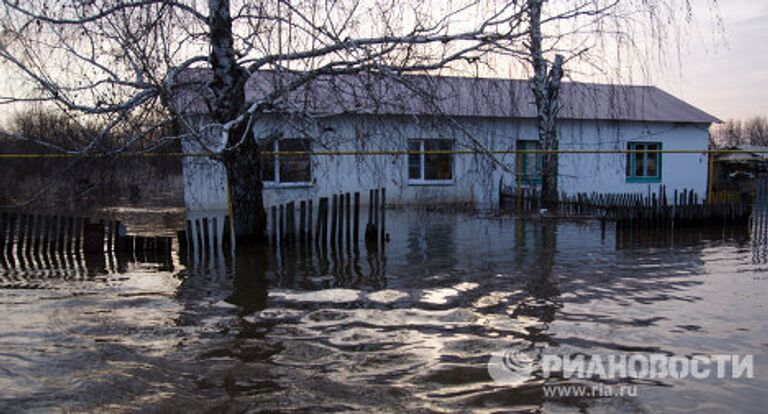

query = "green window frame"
[[626, 142, 662, 183], [516, 140, 542, 184]]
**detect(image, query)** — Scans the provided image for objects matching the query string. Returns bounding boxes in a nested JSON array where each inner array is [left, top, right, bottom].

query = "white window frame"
[[407, 139, 455, 186], [263, 139, 313, 188]]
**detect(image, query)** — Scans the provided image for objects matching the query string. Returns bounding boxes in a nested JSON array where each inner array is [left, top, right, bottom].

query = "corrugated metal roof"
[[176, 69, 720, 124]]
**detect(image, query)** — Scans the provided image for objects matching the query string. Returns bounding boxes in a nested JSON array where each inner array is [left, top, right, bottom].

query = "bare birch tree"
[[524, 0, 720, 208], [527, 0, 563, 209]]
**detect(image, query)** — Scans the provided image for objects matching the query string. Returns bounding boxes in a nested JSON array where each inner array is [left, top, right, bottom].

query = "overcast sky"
[[655, 0, 768, 121]]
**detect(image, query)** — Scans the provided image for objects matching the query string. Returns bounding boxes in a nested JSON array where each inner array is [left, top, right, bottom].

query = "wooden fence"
[[268, 187, 387, 249], [503, 184, 756, 228], [180, 213, 230, 261], [176, 188, 388, 262], [0, 211, 173, 274]]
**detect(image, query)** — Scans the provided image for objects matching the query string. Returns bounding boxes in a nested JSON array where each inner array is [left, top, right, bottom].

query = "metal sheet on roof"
[[175, 69, 720, 124]]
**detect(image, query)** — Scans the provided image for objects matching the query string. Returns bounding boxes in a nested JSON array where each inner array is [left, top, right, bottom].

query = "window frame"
[[407, 139, 455, 186], [516, 139, 543, 185], [262, 139, 313, 188], [626, 141, 663, 183]]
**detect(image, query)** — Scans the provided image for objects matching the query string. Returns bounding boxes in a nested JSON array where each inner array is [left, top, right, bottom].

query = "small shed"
[[712, 146, 768, 198]]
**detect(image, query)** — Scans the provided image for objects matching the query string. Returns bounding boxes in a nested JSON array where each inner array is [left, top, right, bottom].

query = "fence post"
[[7, 214, 18, 264], [365, 189, 379, 246], [203, 217, 211, 255], [308, 199, 313, 242], [353, 192, 360, 244], [380, 188, 386, 244], [368, 189, 374, 226], [345, 193, 351, 248], [279, 204, 285, 245], [315, 198, 324, 248], [321, 197, 329, 248], [271, 206, 278, 244], [337, 193, 344, 247], [300, 200, 307, 243], [330, 195, 338, 249], [287, 201, 296, 244], [16, 214, 27, 258]]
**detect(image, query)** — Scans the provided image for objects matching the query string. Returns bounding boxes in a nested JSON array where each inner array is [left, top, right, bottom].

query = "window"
[[516, 140, 542, 184], [261, 139, 312, 185], [626, 142, 662, 182], [408, 139, 453, 184]]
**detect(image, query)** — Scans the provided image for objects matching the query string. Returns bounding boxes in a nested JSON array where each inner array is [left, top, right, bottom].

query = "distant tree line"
[[0, 107, 176, 154], [0, 108, 182, 209], [710, 116, 768, 148]]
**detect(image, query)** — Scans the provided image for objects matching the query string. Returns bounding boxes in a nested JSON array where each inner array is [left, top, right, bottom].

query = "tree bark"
[[208, 0, 266, 244], [209, 0, 244, 123], [222, 125, 267, 244], [528, 0, 564, 210]]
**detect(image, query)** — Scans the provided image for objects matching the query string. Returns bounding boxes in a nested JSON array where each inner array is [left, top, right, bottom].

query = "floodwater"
[[1, 209, 767, 413]]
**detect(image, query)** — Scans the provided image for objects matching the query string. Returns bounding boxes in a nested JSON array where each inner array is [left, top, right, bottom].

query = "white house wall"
[[181, 124, 229, 213], [182, 114, 711, 212], [558, 120, 710, 198], [253, 114, 519, 210]]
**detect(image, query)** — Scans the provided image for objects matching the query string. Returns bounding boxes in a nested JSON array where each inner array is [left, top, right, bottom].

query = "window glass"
[[645, 144, 660, 177], [261, 141, 276, 182], [634, 147, 645, 177], [627, 142, 661, 181], [261, 139, 311, 183], [279, 139, 311, 183], [408, 140, 422, 180], [646, 151, 658, 177], [424, 139, 453, 180], [408, 139, 453, 181]]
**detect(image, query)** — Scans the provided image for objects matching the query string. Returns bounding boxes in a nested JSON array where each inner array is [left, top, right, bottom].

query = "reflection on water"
[[1, 210, 767, 412]]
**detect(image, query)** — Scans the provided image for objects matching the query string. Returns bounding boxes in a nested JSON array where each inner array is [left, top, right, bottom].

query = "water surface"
[[1, 210, 766, 412]]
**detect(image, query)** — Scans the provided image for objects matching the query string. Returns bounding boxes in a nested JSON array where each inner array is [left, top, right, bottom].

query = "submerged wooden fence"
[[268, 187, 387, 249], [503, 184, 755, 228], [0, 211, 173, 274], [177, 187, 388, 261], [180, 214, 230, 260]]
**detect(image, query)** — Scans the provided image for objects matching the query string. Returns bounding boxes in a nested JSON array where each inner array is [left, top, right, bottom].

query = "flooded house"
[[177, 71, 719, 213]]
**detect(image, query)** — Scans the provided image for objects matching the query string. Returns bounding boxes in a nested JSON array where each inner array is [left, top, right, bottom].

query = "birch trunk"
[[209, 0, 266, 243], [222, 124, 267, 244], [528, 0, 564, 210]]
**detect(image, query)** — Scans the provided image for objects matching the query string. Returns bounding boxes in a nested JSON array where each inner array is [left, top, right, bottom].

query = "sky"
[[654, 0, 768, 120], [0, 1, 765, 124]]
